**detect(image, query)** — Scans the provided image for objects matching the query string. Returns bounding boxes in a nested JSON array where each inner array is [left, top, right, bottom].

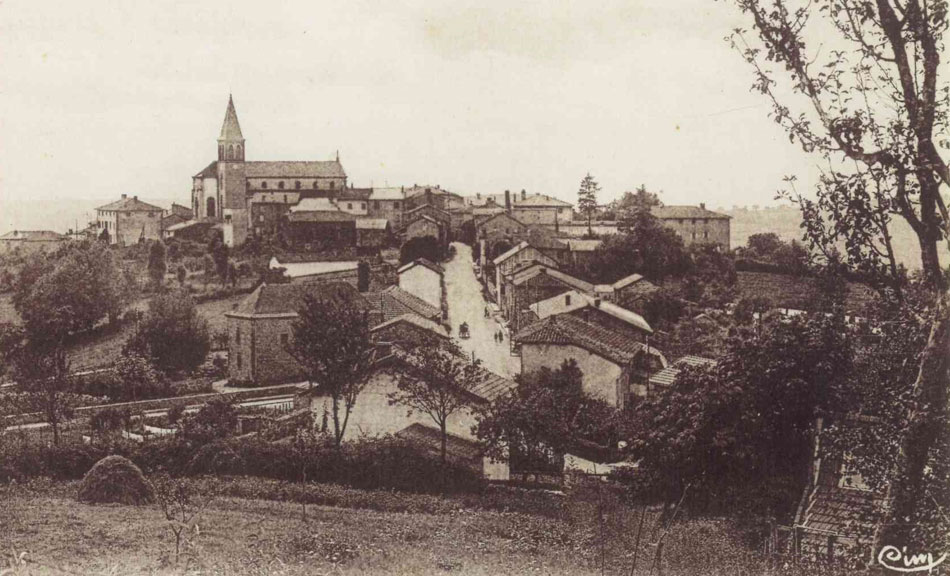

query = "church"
[[192, 96, 348, 246]]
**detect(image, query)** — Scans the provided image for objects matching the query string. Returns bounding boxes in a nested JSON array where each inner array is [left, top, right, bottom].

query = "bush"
[[186, 440, 245, 476], [77, 455, 154, 505]]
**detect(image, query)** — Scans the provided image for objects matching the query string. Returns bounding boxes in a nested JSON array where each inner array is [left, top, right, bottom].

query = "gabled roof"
[[290, 197, 339, 213], [194, 161, 217, 179], [338, 188, 372, 201], [228, 281, 367, 317], [398, 258, 444, 276], [468, 365, 517, 403], [526, 227, 568, 251], [171, 203, 192, 217], [510, 265, 595, 294], [404, 185, 457, 199], [270, 257, 359, 279], [355, 218, 390, 230], [474, 211, 526, 230], [370, 314, 449, 340], [513, 193, 573, 208], [96, 196, 164, 212], [161, 213, 189, 229], [396, 423, 482, 463], [648, 356, 717, 388], [473, 206, 506, 217], [363, 286, 441, 323], [513, 314, 656, 366], [736, 271, 878, 315], [218, 95, 244, 141], [405, 204, 451, 218], [406, 214, 442, 228], [612, 273, 645, 290], [245, 161, 346, 179], [0, 230, 66, 242], [492, 241, 530, 266], [651, 205, 730, 220], [528, 290, 653, 334]]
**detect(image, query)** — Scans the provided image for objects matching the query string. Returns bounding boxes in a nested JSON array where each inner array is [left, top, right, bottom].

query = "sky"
[[0, 0, 827, 230]]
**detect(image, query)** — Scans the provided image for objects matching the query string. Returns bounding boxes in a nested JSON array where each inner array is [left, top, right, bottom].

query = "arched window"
[[228, 145, 234, 159], [278, 181, 285, 190], [207, 196, 216, 218], [218, 145, 224, 159], [261, 181, 268, 189], [295, 181, 301, 190], [236, 144, 243, 159]]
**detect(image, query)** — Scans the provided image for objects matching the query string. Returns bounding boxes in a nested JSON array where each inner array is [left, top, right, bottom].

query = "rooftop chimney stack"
[[121, 194, 127, 199], [521, 189, 526, 200], [504, 190, 511, 212], [700, 203, 706, 209]]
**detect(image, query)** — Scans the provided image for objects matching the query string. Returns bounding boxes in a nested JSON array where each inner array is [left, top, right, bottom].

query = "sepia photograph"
[[0, 1, 948, 574]]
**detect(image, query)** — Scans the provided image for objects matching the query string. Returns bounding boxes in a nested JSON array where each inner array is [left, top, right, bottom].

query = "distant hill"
[[0, 196, 186, 235], [724, 205, 946, 271]]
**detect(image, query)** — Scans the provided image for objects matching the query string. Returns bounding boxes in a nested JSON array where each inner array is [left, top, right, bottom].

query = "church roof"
[[245, 161, 346, 179], [218, 95, 244, 141], [194, 161, 217, 179]]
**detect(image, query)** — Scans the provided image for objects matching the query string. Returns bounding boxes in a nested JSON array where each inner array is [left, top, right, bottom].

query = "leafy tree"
[[388, 340, 482, 464], [112, 352, 165, 402], [98, 228, 110, 243], [475, 360, 619, 473], [288, 294, 375, 447], [610, 184, 662, 218], [626, 312, 851, 516], [585, 210, 691, 284], [577, 173, 601, 237], [736, 233, 811, 275], [180, 398, 237, 444], [399, 235, 443, 265], [201, 254, 215, 286], [147, 241, 167, 288], [125, 291, 210, 375], [725, 0, 950, 546], [211, 240, 230, 286]]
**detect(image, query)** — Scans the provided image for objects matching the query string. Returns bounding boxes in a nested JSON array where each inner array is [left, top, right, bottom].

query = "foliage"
[[209, 237, 230, 286], [125, 290, 210, 375], [625, 312, 852, 518], [399, 235, 443, 265], [735, 233, 811, 276], [607, 184, 662, 219], [288, 294, 375, 446], [147, 241, 167, 287], [387, 340, 482, 463], [583, 209, 691, 283], [176, 264, 187, 286], [576, 173, 600, 235], [152, 473, 219, 565], [180, 398, 238, 445], [475, 360, 620, 473]]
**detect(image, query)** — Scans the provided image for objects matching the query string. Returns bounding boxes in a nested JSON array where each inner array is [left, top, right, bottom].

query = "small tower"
[[218, 95, 245, 162]]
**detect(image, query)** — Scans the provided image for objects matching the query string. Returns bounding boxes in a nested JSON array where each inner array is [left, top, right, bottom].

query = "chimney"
[[505, 190, 511, 212], [133, 195, 138, 200], [700, 203, 706, 210], [476, 192, 481, 199], [121, 194, 127, 199], [521, 189, 526, 200]]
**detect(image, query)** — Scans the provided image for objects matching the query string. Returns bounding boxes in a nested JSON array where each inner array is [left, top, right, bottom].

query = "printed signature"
[[878, 545, 948, 573]]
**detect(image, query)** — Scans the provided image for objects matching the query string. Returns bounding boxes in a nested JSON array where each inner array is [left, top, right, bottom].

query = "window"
[[347, 203, 353, 209], [259, 215, 264, 223], [261, 181, 268, 189], [283, 194, 287, 203], [295, 181, 301, 190], [704, 231, 708, 239], [280, 333, 289, 346], [330, 181, 336, 190], [361, 203, 366, 210], [236, 327, 241, 345], [236, 353, 242, 370], [278, 181, 285, 190], [394, 202, 400, 210], [374, 201, 380, 210]]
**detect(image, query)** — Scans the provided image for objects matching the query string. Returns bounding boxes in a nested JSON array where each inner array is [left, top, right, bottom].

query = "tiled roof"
[[526, 227, 568, 251], [0, 230, 67, 242], [511, 266, 594, 294], [250, 191, 301, 205], [290, 197, 339, 213], [407, 214, 442, 228], [370, 314, 449, 340], [566, 239, 602, 252], [355, 218, 390, 230], [405, 204, 451, 218], [161, 214, 189, 229], [612, 273, 645, 290], [469, 366, 517, 403], [245, 161, 346, 179], [651, 205, 730, 220], [230, 281, 367, 317], [404, 185, 455, 198], [473, 206, 506, 216], [493, 241, 530, 265], [513, 193, 573, 208], [369, 187, 405, 201], [529, 290, 653, 334], [364, 286, 441, 323], [398, 258, 444, 276], [338, 188, 373, 201], [648, 355, 717, 387], [514, 314, 651, 366], [194, 161, 217, 178], [96, 196, 164, 212], [395, 423, 482, 463], [799, 486, 879, 537], [286, 211, 355, 223], [736, 271, 877, 315], [171, 203, 192, 217]]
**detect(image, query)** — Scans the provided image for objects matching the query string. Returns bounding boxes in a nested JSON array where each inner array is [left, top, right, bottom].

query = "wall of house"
[[286, 221, 357, 249], [368, 199, 404, 227], [228, 315, 304, 385], [115, 210, 163, 246], [477, 214, 527, 246], [0, 239, 67, 255], [250, 202, 292, 238], [494, 247, 556, 304], [223, 207, 249, 247], [405, 219, 440, 242], [658, 218, 730, 250], [228, 316, 256, 383], [512, 206, 572, 225], [337, 200, 368, 216], [521, 342, 622, 406], [96, 210, 118, 243], [399, 266, 442, 309]]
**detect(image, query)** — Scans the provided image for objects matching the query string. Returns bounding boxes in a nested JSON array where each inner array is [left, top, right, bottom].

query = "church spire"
[[217, 95, 245, 161]]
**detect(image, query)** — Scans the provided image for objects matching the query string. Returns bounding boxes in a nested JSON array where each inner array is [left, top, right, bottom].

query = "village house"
[[0, 230, 69, 255], [651, 204, 731, 250], [647, 355, 718, 396], [248, 191, 301, 238], [335, 188, 371, 216], [362, 285, 442, 325], [404, 204, 452, 231], [403, 185, 463, 212], [499, 263, 595, 331], [735, 270, 878, 319], [526, 290, 654, 343], [611, 273, 660, 309], [397, 258, 445, 311], [491, 241, 558, 302], [370, 314, 450, 349], [95, 194, 165, 246], [355, 218, 391, 255], [164, 220, 216, 242], [475, 212, 529, 254], [367, 187, 405, 227], [511, 191, 573, 225], [513, 314, 666, 408], [283, 210, 356, 250], [404, 214, 446, 247]]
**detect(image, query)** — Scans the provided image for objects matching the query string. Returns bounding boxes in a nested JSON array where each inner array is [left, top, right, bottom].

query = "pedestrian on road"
[[499, 330, 504, 343]]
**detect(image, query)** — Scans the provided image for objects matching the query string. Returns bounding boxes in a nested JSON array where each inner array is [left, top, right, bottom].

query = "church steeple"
[[217, 95, 245, 161]]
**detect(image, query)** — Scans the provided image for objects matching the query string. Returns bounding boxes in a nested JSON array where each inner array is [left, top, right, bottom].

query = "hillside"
[[724, 205, 947, 271]]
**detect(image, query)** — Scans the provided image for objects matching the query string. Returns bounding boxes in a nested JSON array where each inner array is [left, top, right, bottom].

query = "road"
[[444, 242, 520, 379]]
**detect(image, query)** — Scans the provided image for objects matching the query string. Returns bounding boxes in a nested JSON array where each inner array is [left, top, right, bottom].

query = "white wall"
[[399, 266, 442, 310], [521, 342, 622, 406]]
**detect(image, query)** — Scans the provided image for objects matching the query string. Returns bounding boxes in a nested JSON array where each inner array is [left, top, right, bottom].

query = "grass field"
[[0, 479, 852, 576]]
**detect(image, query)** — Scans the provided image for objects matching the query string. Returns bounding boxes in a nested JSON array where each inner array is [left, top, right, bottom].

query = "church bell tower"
[[218, 95, 245, 162]]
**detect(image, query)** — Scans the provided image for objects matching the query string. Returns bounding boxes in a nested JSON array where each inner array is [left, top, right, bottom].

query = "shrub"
[[186, 441, 245, 476], [77, 455, 154, 505]]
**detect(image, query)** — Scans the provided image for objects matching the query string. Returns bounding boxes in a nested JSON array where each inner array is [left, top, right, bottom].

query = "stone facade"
[[405, 216, 443, 244], [227, 314, 302, 385], [652, 205, 731, 250], [95, 195, 164, 246]]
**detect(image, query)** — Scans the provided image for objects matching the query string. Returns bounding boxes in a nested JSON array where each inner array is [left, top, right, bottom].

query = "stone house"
[[269, 257, 360, 285], [0, 230, 69, 255], [248, 191, 300, 238], [284, 210, 357, 250], [651, 204, 731, 250], [475, 212, 528, 251], [403, 185, 463, 212], [397, 258, 445, 311], [226, 282, 369, 385], [355, 219, 391, 255], [404, 204, 452, 231], [363, 285, 442, 325], [527, 290, 654, 344], [510, 192, 573, 225], [95, 194, 165, 246], [500, 263, 595, 331], [335, 188, 371, 216], [491, 241, 558, 302], [404, 215, 445, 246], [648, 355, 717, 395], [514, 314, 666, 409], [367, 187, 406, 228]]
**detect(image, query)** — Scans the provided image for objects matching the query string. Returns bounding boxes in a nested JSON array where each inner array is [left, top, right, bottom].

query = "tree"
[[388, 340, 482, 464], [180, 398, 238, 444], [112, 352, 164, 402], [610, 184, 662, 218], [399, 235, 443, 265], [125, 291, 210, 375], [288, 294, 375, 447], [211, 240, 230, 286], [584, 210, 691, 284], [147, 241, 167, 289], [577, 173, 600, 237], [725, 0, 950, 547], [475, 360, 620, 473]]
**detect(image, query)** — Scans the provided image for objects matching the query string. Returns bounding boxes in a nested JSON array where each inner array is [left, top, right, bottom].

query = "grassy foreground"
[[0, 480, 840, 576]]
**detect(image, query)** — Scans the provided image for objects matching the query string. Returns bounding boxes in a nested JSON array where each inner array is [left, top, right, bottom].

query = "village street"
[[444, 242, 520, 379]]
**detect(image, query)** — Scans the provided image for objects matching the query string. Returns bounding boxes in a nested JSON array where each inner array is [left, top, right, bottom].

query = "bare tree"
[[723, 0, 949, 549], [153, 475, 218, 566]]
